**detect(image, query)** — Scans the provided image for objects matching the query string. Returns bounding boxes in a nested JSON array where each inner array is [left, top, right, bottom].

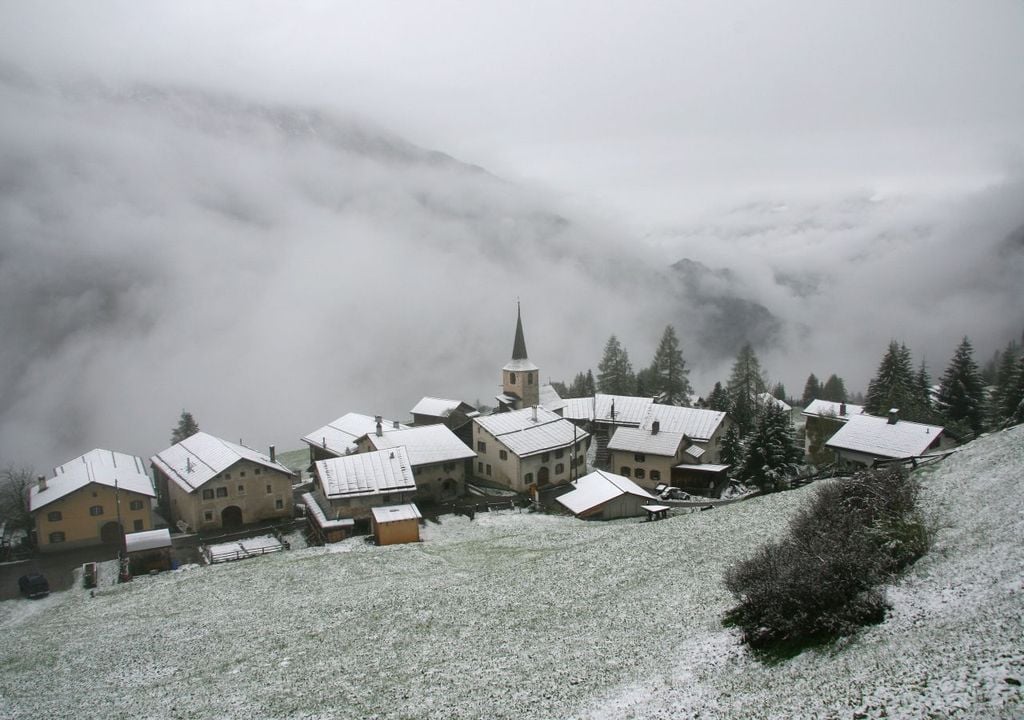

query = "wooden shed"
[[371, 504, 422, 546], [124, 528, 173, 574], [556, 470, 658, 520]]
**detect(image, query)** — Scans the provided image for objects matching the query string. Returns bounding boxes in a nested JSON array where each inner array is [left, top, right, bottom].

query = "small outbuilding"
[[124, 528, 173, 574], [556, 470, 658, 520], [371, 504, 422, 546]]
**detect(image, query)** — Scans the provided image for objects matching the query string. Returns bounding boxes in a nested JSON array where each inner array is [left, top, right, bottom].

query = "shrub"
[[723, 467, 930, 657]]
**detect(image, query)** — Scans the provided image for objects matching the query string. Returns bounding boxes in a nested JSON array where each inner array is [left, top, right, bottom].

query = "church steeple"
[[501, 302, 540, 409]]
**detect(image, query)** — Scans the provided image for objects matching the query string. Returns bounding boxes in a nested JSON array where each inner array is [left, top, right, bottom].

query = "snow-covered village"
[[2, 3, 1024, 719]]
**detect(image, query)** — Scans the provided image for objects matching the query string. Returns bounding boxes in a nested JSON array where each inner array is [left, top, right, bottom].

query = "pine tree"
[[720, 423, 744, 476], [597, 335, 636, 395], [647, 325, 693, 406], [937, 337, 986, 437], [706, 382, 730, 412], [771, 382, 787, 403], [171, 410, 200, 445], [726, 343, 768, 434], [865, 341, 920, 419], [584, 369, 596, 396], [990, 340, 1021, 427], [821, 374, 847, 403], [736, 403, 802, 491], [1001, 353, 1024, 425], [801, 374, 821, 406]]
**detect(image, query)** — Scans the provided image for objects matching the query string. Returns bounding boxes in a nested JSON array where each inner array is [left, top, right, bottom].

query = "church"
[[494, 303, 565, 415]]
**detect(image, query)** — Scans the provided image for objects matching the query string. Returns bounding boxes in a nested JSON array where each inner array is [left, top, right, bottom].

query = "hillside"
[[0, 427, 1021, 718]]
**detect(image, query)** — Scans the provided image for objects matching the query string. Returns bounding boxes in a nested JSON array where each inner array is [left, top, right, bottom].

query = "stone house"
[[354, 424, 475, 503]]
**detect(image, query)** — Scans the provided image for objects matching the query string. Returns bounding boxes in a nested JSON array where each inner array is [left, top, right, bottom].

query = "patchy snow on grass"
[[0, 426, 1021, 718]]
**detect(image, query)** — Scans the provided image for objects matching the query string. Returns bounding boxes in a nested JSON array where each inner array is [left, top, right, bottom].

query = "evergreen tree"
[[171, 410, 200, 445], [550, 380, 569, 397], [584, 369, 596, 396], [706, 382, 730, 412], [865, 341, 919, 419], [1001, 352, 1024, 425], [720, 423, 744, 476], [771, 382, 787, 402], [647, 325, 693, 405], [936, 337, 986, 438], [635, 367, 657, 398], [990, 340, 1021, 426], [801, 374, 821, 406], [821, 374, 847, 403], [736, 403, 802, 491], [596, 335, 636, 395], [726, 343, 768, 434]]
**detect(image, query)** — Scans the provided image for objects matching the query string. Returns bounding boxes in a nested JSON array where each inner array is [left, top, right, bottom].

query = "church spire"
[[511, 301, 529, 361]]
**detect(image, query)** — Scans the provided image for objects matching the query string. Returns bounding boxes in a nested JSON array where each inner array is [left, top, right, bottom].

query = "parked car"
[[660, 487, 691, 501], [18, 573, 50, 599]]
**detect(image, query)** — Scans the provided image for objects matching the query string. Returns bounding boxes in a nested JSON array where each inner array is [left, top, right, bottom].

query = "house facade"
[[151, 432, 295, 532], [472, 406, 590, 492], [30, 449, 155, 553], [355, 424, 475, 503], [371, 504, 422, 545]]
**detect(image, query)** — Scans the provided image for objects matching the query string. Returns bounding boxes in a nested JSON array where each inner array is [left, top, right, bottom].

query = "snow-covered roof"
[[30, 448, 155, 512], [410, 397, 477, 419], [302, 492, 355, 530], [362, 425, 475, 467], [640, 405, 727, 442], [684, 444, 706, 460], [594, 394, 654, 426], [315, 447, 416, 499], [757, 393, 792, 413], [301, 412, 410, 456], [150, 432, 294, 495], [825, 414, 944, 459], [556, 470, 657, 516], [802, 399, 865, 421], [539, 384, 566, 413], [475, 407, 589, 458], [371, 503, 422, 524], [502, 358, 539, 372], [673, 463, 730, 473], [125, 528, 171, 553], [561, 397, 595, 422], [608, 427, 686, 457]]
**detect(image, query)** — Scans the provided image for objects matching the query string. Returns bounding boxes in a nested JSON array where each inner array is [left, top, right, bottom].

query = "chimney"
[[37, 475, 47, 492], [651, 420, 660, 435], [888, 408, 899, 425], [375, 416, 383, 437], [322, 437, 327, 449], [186, 457, 193, 473], [531, 405, 538, 422], [269, 445, 276, 463], [840, 402, 847, 417]]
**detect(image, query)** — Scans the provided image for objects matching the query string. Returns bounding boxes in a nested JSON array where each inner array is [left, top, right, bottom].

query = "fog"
[[1, 3, 1022, 470]]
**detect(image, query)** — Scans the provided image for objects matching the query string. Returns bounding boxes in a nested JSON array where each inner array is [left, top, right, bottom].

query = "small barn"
[[556, 470, 658, 520], [303, 492, 355, 544], [124, 528, 173, 574], [371, 504, 422, 546]]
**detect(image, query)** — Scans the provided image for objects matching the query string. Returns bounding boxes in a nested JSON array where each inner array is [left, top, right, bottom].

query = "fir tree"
[[706, 382, 730, 412], [584, 369, 596, 396], [1001, 352, 1024, 425], [720, 423, 744, 476], [864, 341, 920, 420], [821, 374, 848, 403], [736, 403, 802, 491], [647, 325, 693, 405], [171, 410, 200, 445], [726, 343, 768, 434], [771, 382, 787, 403], [801, 374, 821, 406], [936, 337, 986, 438], [596, 335, 635, 395], [990, 340, 1021, 427]]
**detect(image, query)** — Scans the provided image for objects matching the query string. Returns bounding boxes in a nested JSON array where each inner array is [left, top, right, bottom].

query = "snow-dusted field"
[[0, 427, 1021, 719]]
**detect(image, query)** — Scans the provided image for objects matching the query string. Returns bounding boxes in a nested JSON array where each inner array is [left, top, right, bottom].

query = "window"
[[129, 500, 144, 511], [49, 531, 65, 544], [541, 452, 550, 462], [47, 511, 62, 522], [634, 453, 646, 463], [202, 489, 215, 500], [415, 467, 422, 475], [528, 373, 534, 385], [651, 470, 661, 482], [524, 472, 534, 484], [224, 473, 231, 480], [620, 467, 631, 477], [237, 485, 245, 494], [89, 505, 104, 516], [555, 448, 564, 459], [204, 510, 213, 522], [477, 441, 487, 453], [275, 499, 284, 510], [383, 494, 391, 503], [477, 462, 483, 473], [133, 519, 144, 531], [486, 464, 492, 476], [215, 487, 228, 498], [266, 484, 272, 494], [635, 468, 646, 480], [509, 372, 517, 384], [555, 463, 564, 474], [499, 450, 508, 461], [254, 467, 261, 475], [239, 471, 246, 478]]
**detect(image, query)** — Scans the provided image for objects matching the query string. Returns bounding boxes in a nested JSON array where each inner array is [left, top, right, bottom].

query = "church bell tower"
[[502, 303, 540, 409]]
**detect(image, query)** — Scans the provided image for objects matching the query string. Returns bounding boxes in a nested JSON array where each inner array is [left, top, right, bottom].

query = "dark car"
[[18, 573, 50, 599]]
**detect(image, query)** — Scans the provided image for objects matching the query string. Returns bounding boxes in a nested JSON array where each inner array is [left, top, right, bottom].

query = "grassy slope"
[[0, 428, 1021, 719]]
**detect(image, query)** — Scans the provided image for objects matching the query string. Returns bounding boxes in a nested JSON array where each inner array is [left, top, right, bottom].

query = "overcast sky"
[[1, 2, 1023, 470]]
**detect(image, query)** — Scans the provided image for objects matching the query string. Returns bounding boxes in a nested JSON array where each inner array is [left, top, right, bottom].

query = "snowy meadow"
[[0, 426, 1022, 718]]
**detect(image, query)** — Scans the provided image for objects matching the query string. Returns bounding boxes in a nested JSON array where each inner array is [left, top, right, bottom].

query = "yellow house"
[[30, 449, 155, 553], [150, 432, 295, 532], [371, 504, 422, 546]]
